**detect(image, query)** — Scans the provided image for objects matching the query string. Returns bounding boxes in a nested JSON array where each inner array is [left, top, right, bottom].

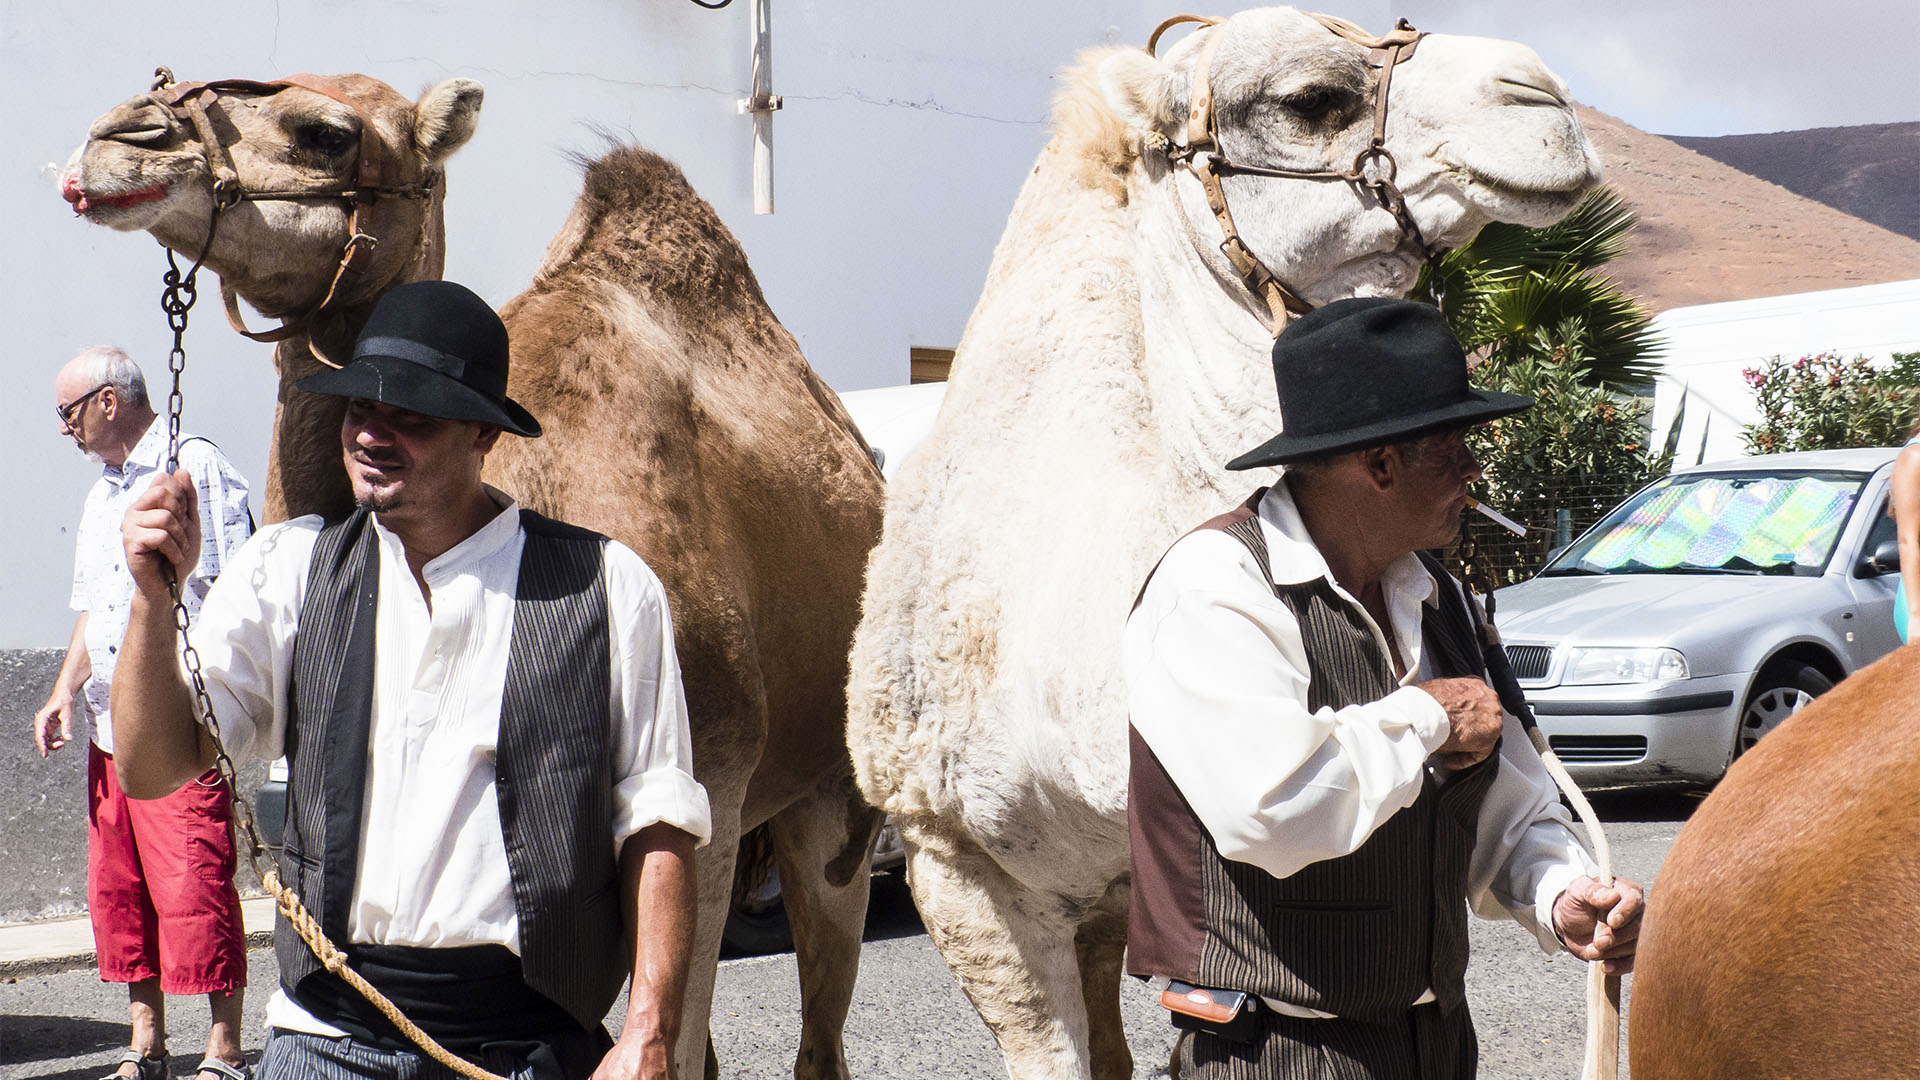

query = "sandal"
[[195, 1058, 254, 1080], [101, 1050, 166, 1080]]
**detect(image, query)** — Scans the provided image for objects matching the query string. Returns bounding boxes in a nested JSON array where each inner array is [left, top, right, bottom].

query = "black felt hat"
[[295, 280, 542, 438], [1226, 297, 1531, 470]]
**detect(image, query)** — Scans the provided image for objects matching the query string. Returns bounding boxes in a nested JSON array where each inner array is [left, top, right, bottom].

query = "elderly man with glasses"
[[38, 345, 255, 1080]]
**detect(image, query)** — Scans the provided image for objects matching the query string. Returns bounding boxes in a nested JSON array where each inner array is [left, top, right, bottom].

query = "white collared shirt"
[[1124, 482, 1596, 975], [71, 418, 252, 753], [186, 491, 711, 1034]]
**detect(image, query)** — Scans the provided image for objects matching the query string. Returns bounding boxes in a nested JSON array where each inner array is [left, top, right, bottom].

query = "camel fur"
[[1629, 645, 1920, 1079]]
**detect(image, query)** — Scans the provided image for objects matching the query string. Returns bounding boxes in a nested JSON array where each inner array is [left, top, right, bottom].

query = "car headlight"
[[1562, 647, 1689, 686]]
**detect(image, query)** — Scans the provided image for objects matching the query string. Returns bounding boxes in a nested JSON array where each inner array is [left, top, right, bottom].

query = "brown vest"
[[1127, 489, 1499, 1022]]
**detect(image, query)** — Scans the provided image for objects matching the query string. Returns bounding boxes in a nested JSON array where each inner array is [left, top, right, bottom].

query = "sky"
[[1394, 0, 1920, 137]]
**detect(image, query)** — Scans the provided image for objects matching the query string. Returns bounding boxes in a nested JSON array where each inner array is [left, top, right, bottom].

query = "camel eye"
[[1280, 87, 1338, 119], [296, 122, 355, 156]]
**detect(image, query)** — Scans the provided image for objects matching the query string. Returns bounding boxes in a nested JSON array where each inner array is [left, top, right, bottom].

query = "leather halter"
[[1145, 13, 1435, 337], [146, 69, 439, 352]]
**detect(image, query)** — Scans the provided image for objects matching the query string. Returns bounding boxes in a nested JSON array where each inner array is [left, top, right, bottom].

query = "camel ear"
[[1098, 49, 1181, 136], [414, 78, 484, 166]]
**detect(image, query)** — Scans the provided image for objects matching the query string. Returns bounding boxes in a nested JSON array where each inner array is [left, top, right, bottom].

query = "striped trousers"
[[257, 1027, 611, 1080], [1173, 1002, 1476, 1080]]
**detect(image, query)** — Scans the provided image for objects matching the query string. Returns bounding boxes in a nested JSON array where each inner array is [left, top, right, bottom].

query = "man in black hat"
[[110, 280, 711, 1080], [1124, 297, 1643, 1079]]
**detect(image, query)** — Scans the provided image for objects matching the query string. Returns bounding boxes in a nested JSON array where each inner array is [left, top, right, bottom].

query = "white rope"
[[1530, 729, 1621, 1080]]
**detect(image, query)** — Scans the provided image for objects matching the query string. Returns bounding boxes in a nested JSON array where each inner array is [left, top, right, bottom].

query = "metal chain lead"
[[157, 226, 268, 880]]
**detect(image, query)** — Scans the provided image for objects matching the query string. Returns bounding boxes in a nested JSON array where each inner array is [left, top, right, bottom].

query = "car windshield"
[[1539, 469, 1870, 578]]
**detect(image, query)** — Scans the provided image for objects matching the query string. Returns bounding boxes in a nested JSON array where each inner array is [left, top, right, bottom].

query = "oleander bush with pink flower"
[[1741, 351, 1920, 454]]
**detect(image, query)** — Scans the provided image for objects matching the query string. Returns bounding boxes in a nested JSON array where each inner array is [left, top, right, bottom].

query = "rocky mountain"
[[1570, 106, 1920, 313], [1669, 123, 1918, 243]]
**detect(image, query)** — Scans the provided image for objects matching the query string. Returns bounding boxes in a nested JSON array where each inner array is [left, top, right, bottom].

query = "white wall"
[[4, 0, 1398, 646], [1650, 280, 1920, 467]]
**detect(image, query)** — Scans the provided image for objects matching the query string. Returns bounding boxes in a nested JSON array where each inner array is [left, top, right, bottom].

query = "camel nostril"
[[1495, 78, 1567, 108], [107, 125, 172, 146]]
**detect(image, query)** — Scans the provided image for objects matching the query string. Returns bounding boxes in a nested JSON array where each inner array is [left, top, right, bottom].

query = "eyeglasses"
[[56, 384, 111, 429]]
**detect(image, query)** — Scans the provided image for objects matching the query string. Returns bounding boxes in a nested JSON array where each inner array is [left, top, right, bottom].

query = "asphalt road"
[[0, 790, 1691, 1080]]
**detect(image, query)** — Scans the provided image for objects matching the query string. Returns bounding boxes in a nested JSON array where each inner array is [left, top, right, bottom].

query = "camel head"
[[64, 74, 483, 325], [1096, 7, 1601, 309]]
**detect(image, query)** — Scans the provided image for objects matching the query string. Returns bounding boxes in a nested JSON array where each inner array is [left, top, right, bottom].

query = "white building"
[[1650, 279, 1920, 466]]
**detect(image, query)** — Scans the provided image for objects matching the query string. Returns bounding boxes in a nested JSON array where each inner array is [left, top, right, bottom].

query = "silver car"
[[1491, 447, 1905, 788]]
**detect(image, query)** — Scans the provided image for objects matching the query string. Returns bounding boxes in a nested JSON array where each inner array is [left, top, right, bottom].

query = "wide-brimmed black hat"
[[296, 280, 542, 438], [1226, 297, 1531, 470]]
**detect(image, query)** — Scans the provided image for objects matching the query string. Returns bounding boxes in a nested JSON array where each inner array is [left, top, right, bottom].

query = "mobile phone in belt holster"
[[1160, 979, 1263, 1044]]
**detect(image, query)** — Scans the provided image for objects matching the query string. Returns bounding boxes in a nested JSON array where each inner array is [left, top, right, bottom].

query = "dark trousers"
[[1173, 1002, 1476, 1080], [258, 1027, 613, 1080]]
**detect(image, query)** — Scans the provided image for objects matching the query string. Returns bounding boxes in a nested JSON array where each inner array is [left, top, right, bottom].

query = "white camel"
[[846, 8, 1603, 1078]]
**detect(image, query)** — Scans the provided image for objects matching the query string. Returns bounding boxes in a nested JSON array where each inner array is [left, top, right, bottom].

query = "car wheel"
[[1736, 661, 1834, 757]]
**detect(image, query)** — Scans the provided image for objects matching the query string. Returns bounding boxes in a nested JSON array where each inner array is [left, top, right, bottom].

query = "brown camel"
[[66, 72, 885, 1080], [1628, 644, 1920, 1079]]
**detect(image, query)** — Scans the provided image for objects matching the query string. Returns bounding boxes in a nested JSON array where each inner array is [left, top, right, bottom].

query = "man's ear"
[[474, 423, 503, 454], [1359, 445, 1400, 492]]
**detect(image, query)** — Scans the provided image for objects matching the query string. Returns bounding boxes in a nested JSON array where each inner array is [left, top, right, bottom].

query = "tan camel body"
[[68, 74, 883, 1080], [1629, 644, 1920, 1080], [846, 9, 1603, 1077]]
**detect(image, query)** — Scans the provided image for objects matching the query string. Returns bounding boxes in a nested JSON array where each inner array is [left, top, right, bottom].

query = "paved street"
[[0, 790, 1688, 1080]]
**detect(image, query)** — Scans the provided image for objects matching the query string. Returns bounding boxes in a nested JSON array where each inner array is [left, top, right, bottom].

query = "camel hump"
[[532, 144, 768, 313]]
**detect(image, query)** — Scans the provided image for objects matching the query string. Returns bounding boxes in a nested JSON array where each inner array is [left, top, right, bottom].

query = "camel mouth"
[[65, 180, 170, 218], [1441, 136, 1602, 208]]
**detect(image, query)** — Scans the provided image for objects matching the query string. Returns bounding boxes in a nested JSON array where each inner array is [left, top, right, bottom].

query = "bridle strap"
[[147, 69, 434, 346], [1146, 13, 1436, 337]]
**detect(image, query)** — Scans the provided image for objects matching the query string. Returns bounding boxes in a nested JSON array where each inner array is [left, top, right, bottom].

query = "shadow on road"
[[861, 871, 923, 944], [2, 1012, 127, 1064], [1585, 786, 1705, 823]]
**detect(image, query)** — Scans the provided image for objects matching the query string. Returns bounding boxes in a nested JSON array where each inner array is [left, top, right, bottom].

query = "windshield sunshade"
[[1554, 471, 1865, 576]]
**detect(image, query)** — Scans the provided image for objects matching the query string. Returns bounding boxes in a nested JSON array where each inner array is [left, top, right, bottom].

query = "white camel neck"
[[1129, 163, 1286, 491]]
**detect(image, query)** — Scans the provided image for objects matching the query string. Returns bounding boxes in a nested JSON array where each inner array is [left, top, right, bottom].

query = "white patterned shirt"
[[70, 418, 252, 753]]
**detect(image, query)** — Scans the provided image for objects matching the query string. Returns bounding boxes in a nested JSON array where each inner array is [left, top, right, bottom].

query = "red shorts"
[[87, 742, 247, 994]]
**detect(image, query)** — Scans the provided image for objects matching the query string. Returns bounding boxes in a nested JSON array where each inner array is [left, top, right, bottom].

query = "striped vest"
[[1127, 490, 1499, 1022], [275, 509, 625, 1032]]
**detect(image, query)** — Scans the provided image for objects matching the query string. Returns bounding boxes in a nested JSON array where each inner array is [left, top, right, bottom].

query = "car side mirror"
[[1861, 539, 1900, 577]]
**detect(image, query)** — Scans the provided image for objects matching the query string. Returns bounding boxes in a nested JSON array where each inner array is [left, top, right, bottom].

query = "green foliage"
[[1741, 351, 1920, 454], [1414, 187, 1664, 389], [1472, 349, 1670, 484]]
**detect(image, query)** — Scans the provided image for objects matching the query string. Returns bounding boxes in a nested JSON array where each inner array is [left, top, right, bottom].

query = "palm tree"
[[1412, 186, 1664, 390]]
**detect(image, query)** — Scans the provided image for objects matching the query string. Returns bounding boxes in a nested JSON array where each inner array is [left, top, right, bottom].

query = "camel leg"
[[1075, 879, 1133, 1080], [768, 769, 883, 1080], [905, 829, 1098, 1080], [681, 802, 743, 1080]]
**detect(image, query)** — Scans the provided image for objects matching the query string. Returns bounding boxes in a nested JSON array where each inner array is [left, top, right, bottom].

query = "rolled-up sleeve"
[[1125, 530, 1451, 880], [605, 542, 712, 853], [182, 440, 254, 584]]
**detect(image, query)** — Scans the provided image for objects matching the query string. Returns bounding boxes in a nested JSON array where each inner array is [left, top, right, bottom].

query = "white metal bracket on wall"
[[738, 0, 781, 214]]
